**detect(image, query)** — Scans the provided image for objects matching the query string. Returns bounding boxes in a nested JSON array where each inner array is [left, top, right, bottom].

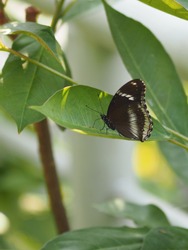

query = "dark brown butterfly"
[[101, 79, 153, 142]]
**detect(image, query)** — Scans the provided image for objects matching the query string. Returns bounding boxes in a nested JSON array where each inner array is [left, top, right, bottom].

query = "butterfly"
[[101, 79, 153, 142]]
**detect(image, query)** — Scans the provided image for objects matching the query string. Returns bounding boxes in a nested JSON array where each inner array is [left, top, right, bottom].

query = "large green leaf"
[[96, 199, 170, 227], [139, 0, 188, 20], [41, 227, 149, 250], [102, 0, 188, 147], [0, 23, 70, 131], [41, 226, 188, 250], [32, 85, 168, 141]]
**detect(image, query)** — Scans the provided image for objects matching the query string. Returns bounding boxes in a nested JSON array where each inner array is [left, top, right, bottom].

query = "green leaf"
[[102, 1, 188, 147], [0, 24, 70, 131], [32, 85, 168, 141], [96, 199, 170, 227], [41, 227, 149, 250], [41, 226, 188, 250], [139, 0, 188, 20]]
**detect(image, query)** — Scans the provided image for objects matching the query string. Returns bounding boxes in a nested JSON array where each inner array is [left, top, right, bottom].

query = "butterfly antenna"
[[85, 105, 101, 128], [86, 92, 105, 114], [85, 104, 101, 115]]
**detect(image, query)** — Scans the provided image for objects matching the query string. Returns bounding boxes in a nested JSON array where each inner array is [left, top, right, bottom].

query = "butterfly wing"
[[106, 79, 153, 142]]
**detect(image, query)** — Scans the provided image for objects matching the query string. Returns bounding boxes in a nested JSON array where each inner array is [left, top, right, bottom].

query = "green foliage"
[[0, 5, 187, 146], [42, 226, 188, 250]]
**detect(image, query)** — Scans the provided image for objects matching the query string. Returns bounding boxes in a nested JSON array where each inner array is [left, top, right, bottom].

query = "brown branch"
[[25, 6, 40, 22], [34, 119, 69, 234], [0, 0, 9, 25]]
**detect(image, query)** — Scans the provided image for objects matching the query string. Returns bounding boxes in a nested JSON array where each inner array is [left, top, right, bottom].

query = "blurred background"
[[1, 0, 188, 249]]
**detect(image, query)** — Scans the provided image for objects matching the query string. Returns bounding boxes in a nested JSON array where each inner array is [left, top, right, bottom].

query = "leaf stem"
[[51, 0, 65, 31], [163, 126, 188, 150], [163, 126, 188, 143], [168, 139, 188, 151]]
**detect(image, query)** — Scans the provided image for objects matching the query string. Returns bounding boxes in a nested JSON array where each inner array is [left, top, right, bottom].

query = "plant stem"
[[168, 139, 188, 151], [51, 0, 65, 31], [0, 0, 9, 24], [34, 119, 69, 233], [163, 126, 188, 143]]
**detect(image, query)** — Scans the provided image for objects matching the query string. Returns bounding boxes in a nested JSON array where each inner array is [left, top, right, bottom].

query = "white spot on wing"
[[117, 91, 135, 101], [131, 82, 137, 86], [127, 108, 139, 138]]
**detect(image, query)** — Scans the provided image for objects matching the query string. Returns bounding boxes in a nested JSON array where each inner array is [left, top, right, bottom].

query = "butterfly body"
[[101, 79, 153, 142]]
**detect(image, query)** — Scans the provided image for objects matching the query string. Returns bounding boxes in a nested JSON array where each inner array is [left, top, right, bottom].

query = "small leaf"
[[139, 0, 188, 19], [96, 199, 170, 227], [32, 85, 168, 141]]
